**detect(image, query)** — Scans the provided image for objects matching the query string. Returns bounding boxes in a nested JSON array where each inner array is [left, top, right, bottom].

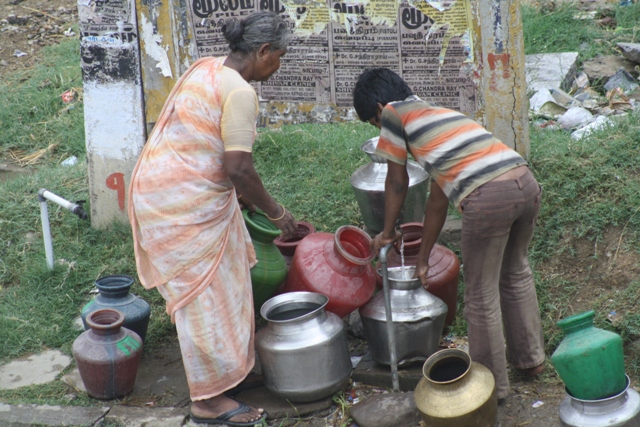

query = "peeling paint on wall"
[[140, 13, 174, 78], [409, 0, 473, 65]]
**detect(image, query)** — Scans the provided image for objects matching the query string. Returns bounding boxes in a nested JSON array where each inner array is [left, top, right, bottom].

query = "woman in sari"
[[128, 11, 296, 426]]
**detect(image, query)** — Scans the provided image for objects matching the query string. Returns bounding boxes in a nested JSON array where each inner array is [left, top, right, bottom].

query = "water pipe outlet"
[[38, 188, 88, 269]]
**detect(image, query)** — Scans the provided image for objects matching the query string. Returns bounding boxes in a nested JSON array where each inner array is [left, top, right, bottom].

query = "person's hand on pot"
[[414, 257, 430, 288], [268, 205, 296, 240], [372, 229, 403, 255]]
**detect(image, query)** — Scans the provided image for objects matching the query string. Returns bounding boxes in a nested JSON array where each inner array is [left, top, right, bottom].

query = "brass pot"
[[414, 348, 497, 427]]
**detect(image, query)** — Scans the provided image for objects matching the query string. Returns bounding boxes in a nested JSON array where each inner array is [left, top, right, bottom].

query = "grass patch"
[[0, 161, 174, 363], [0, 38, 84, 164], [522, 1, 640, 59], [253, 123, 379, 232], [528, 113, 640, 262]]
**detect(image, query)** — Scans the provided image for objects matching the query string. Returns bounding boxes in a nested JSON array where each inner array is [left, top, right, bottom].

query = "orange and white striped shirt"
[[375, 95, 526, 209]]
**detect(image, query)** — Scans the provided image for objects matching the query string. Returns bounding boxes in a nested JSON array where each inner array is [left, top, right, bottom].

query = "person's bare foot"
[[521, 363, 545, 377], [191, 395, 264, 424]]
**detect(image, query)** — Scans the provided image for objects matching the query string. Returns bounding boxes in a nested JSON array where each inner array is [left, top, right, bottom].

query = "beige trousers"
[[460, 168, 545, 399]]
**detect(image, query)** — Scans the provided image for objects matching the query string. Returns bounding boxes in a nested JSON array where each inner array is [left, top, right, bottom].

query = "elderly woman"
[[354, 68, 545, 401], [128, 12, 296, 426]]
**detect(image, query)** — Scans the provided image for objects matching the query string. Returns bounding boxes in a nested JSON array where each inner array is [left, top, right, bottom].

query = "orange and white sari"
[[128, 56, 258, 400]]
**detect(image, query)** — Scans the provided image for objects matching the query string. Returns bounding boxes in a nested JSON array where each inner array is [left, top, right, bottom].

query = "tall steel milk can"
[[350, 137, 430, 234], [255, 292, 352, 402], [359, 265, 448, 365]]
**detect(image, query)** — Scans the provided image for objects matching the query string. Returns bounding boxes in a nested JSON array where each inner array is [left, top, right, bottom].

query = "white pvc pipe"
[[37, 188, 88, 270], [39, 190, 77, 211], [39, 200, 54, 270]]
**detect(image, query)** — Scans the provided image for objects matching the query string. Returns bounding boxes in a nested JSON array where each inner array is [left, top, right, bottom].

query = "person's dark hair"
[[223, 12, 288, 55], [353, 68, 413, 122]]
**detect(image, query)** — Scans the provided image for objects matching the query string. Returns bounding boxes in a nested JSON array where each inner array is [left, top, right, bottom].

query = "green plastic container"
[[242, 210, 288, 311], [551, 310, 626, 400]]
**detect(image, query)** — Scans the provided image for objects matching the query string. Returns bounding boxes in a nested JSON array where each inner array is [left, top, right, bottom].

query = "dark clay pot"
[[73, 308, 143, 400], [274, 221, 316, 267], [81, 274, 151, 343]]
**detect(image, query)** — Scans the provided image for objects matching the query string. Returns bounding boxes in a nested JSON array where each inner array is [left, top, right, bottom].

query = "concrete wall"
[[81, 0, 529, 227], [474, 0, 530, 156], [79, 0, 146, 227]]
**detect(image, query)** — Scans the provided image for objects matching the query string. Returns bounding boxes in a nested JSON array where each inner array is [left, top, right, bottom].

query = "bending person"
[[128, 12, 296, 426], [353, 68, 545, 400]]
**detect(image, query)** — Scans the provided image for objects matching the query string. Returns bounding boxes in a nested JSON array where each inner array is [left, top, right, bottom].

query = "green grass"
[[0, 161, 174, 363], [528, 114, 640, 261], [522, 1, 640, 59], [0, 38, 85, 162], [253, 123, 379, 232]]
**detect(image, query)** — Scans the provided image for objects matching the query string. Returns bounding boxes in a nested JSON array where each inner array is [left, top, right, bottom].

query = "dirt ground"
[[0, 0, 77, 73], [2, 0, 639, 425]]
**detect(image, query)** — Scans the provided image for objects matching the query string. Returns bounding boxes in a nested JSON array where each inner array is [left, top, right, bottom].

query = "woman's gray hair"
[[223, 11, 289, 55]]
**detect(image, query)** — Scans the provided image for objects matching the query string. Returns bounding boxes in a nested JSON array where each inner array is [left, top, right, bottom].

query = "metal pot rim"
[[260, 291, 328, 323], [566, 374, 630, 403], [377, 266, 421, 290], [422, 348, 471, 384]]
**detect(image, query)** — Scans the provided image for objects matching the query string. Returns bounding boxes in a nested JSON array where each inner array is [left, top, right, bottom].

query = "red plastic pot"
[[280, 225, 377, 318]]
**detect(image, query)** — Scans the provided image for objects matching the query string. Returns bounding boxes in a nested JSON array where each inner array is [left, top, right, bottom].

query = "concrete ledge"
[[0, 402, 109, 427], [352, 353, 423, 392], [106, 406, 189, 427]]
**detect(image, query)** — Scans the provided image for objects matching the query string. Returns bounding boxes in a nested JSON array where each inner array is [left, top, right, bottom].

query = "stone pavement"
[[0, 339, 418, 427]]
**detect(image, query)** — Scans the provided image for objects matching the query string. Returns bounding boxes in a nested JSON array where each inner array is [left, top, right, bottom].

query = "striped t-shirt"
[[375, 95, 526, 209]]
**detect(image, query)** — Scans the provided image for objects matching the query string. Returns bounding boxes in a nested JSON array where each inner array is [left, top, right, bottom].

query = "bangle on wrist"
[[267, 203, 286, 221]]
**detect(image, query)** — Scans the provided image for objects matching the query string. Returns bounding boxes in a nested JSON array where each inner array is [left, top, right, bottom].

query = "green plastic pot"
[[242, 210, 288, 311], [551, 310, 626, 400]]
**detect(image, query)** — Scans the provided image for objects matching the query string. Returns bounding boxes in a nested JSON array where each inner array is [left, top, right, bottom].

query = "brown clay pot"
[[375, 222, 460, 326], [72, 308, 143, 399], [274, 221, 315, 267]]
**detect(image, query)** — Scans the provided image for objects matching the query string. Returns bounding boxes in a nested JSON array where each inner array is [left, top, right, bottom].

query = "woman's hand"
[[268, 206, 296, 240], [237, 194, 257, 212], [372, 229, 403, 255]]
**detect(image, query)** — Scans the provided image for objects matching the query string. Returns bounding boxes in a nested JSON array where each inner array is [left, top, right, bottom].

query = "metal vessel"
[[255, 292, 352, 402], [559, 376, 640, 427], [414, 348, 497, 427], [374, 222, 460, 327], [359, 266, 448, 366], [350, 137, 429, 234]]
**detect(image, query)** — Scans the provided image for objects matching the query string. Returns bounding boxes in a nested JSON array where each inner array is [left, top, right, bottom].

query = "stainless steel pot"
[[559, 375, 640, 427], [255, 292, 352, 402], [359, 266, 448, 365], [350, 137, 430, 234]]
